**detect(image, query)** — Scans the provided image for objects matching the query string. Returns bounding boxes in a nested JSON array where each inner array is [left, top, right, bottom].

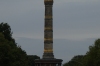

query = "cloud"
[[7, 0, 99, 41], [0, 0, 100, 63], [0, 0, 100, 41], [16, 37, 95, 63], [13, 28, 100, 41], [0, 0, 43, 19], [56, 0, 99, 2]]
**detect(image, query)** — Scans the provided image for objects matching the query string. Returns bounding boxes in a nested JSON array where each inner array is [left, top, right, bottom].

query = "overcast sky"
[[0, 0, 100, 64]]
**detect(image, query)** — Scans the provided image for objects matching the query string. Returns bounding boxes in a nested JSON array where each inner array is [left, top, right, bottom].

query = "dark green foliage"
[[0, 22, 40, 66], [63, 55, 84, 66], [83, 39, 100, 66], [0, 23, 28, 66], [0, 22, 16, 45], [63, 39, 100, 66], [0, 33, 29, 66], [28, 55, 40, 66]]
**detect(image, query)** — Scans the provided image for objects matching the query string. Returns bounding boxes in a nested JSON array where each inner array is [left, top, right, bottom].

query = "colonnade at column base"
[[35, 59, 63, 66]]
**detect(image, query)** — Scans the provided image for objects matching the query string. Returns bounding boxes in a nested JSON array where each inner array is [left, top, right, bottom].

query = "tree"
[[27, 55, 40, 66], [63, 55, 84, 66], [0, 22, 40, 66], [0, 33, 29, 66], [83, 39, 100, 66], [0, 33, 11, 66], [0, 22, 16, 45], [0, 22, 29, 66]]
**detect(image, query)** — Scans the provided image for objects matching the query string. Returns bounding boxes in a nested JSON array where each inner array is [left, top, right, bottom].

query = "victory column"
[[35, 0, 63, 66], [43, 0, 54, 59]]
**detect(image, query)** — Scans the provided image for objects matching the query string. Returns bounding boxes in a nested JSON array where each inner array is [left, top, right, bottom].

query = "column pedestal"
[[35, 59, 63, 66]]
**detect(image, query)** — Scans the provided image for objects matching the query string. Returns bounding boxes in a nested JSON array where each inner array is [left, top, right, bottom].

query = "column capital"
[[44, 0, 53, 5]]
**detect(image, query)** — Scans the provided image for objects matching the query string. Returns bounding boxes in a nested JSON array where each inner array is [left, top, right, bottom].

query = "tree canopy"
[[0, 32, 29, 66], [28, 55, 40, 66], [63, 39, 100, 66], [63, 55, 84, 66], [84, 39, 100, 66], [0, 22, 16, 45], [0, 22, 40, 66]]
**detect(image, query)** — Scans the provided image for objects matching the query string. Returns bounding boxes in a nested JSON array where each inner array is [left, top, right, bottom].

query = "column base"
[[43, 53, 54, 59], [35, 59, 63, 66]]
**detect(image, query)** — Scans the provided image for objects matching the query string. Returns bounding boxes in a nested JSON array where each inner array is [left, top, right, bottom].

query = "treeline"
[[0, 22, 40, 66], [1, 22, 100, 66], [63, 39, 100, 66]]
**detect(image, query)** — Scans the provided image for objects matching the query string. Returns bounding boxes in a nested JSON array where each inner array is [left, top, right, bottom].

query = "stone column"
[[43, 0, 54, 59]]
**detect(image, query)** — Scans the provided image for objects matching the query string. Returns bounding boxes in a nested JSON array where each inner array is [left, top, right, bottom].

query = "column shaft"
[[43, 0, 54, 59]]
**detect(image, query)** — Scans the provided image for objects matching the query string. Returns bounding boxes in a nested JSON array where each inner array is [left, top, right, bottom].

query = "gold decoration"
[[45, 16, 52, 19], [44, 49, 53, 52], [44, 38, 53, 41], [45, 27, 52, 30]]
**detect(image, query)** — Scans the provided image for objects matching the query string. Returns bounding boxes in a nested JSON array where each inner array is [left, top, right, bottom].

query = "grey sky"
[[0, 0, 100, 63]]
